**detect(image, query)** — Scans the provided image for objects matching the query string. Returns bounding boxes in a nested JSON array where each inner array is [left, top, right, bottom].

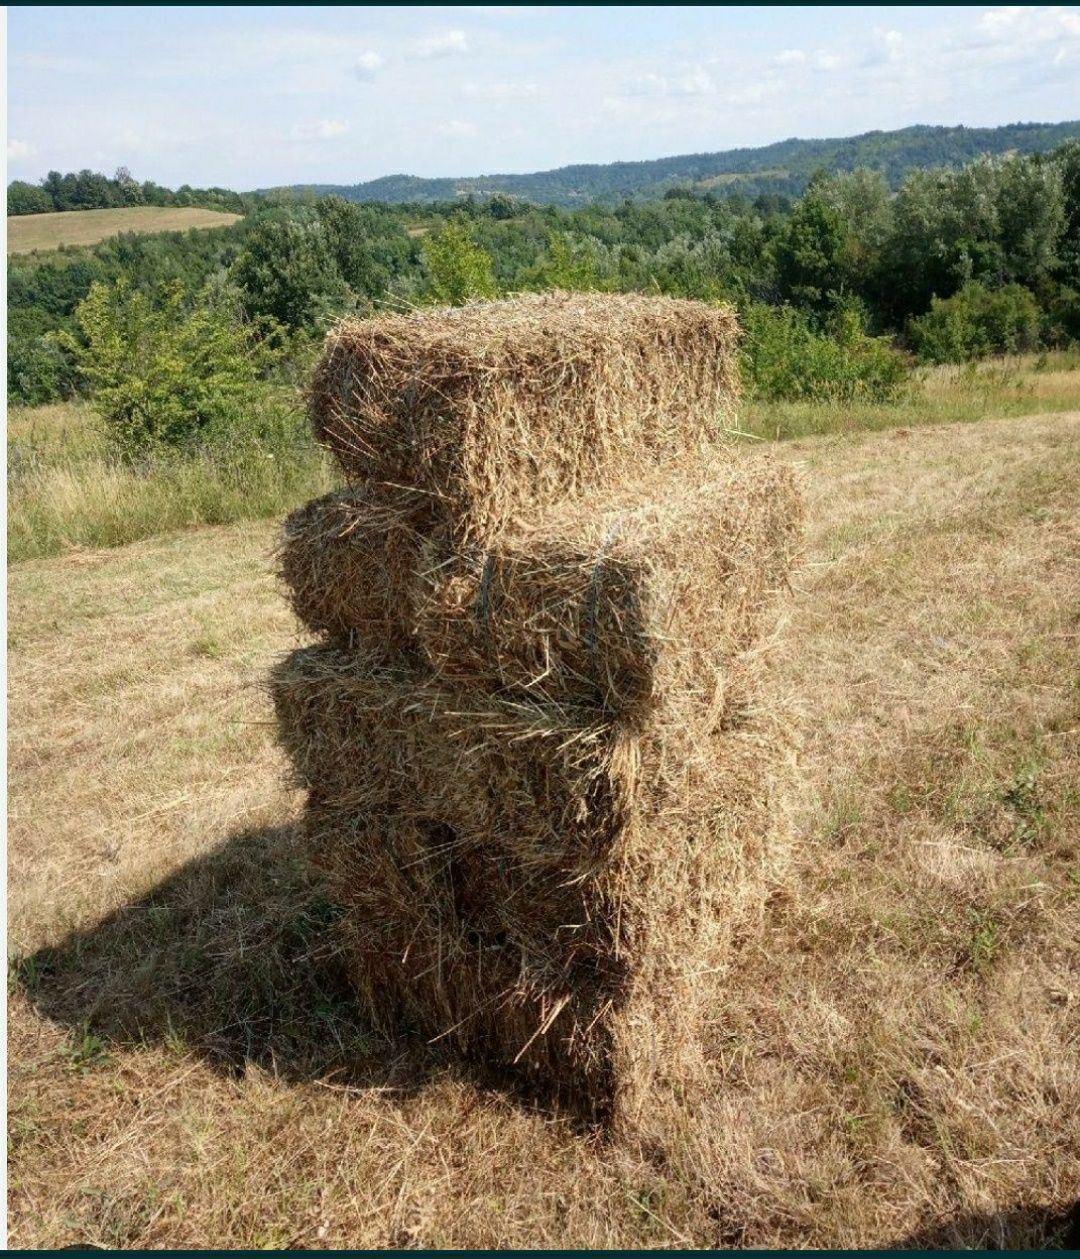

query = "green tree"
[[314, 197, 396, 299], [7, 181, 53, 215], [232, 217, 346, 330], [994, 156, 1065, 290], [774, 187, 848, 318], [1052, 140, 1080, 290], [486, 192, 518, 220], [65, 278, 277, 453], [527, 233, 605, 291], [421, 220, 497, 305]]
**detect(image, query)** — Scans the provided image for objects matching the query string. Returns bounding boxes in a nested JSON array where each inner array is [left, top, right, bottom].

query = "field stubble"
[[7, 408, 1079, 1248]]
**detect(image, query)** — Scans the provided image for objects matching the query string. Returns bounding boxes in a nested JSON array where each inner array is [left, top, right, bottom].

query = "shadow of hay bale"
[[13, 824, 472, 1098], [889, 1199, 1080, 1250]]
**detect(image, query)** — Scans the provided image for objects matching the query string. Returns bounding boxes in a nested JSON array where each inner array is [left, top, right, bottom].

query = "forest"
[[290, 120, 1080, 206], [7, 141, 1080, 422]]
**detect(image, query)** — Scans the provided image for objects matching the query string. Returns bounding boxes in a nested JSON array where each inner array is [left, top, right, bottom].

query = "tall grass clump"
[[7, 397, 337, 563]]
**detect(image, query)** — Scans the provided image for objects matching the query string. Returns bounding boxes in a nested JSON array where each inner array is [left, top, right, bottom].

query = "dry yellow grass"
[[7, 206, 242, 254], [8, 412, 1080, 1248]]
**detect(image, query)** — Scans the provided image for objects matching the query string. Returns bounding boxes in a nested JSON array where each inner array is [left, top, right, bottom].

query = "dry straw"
[[274, 292, 802, 1126], [271, 640, 796, 1126], [279, 454, 803, 724], [308, 291, 742, 542]]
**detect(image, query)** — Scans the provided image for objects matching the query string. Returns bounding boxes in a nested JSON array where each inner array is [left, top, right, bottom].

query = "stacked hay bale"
[[272, 292, 803, 1127]]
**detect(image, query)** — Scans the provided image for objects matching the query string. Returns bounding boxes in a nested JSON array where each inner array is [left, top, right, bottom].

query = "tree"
[[314, 197, 394, 299], [231, 217, 346, 329], [993, 156, 1065, 290], [421, 220, 497, 305], [65, 278, 276, 452], [773, 188, 848, 318], [810, 170, 892, 317], [1054, 141, 1080, 289], [7, 181, 53, 215], [527, 233, 605, 291], [486, 192, 518, 220]]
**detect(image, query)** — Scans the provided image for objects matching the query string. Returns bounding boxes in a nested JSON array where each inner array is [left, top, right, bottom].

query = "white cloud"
[[774, 49, 807, 66], [678, 66, 714, 95], [623, 66, 714, 97], [812, 49, 847, 72], [437, 119, 478, 138], [624, 71, 669, 96], [7, 138, 37, 161], [462, 80, 538, 99], [980, 5, 1080, 43], [291, 118, 350, 141], [354, 50, 384, 81], [412, 29, 470, 59]]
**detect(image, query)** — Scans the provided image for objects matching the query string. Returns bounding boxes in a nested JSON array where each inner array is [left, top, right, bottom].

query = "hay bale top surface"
[[323, 290, 739, 365]]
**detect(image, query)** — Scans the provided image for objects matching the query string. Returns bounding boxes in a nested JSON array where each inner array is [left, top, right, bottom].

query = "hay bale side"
[[271, 643, 795, 1123], [309, 292, 742, 541], [278, 455, 803, 723], [415, 455, 802, 723], [277, 483, 429, 654]]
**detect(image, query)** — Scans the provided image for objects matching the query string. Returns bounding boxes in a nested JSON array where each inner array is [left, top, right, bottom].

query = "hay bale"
[[271, 643, 795, 1125], [277, 481, 427, 656], [274, 292, 805, 1125], [279, 455, 802, 723], [309, 292, 742, 541]]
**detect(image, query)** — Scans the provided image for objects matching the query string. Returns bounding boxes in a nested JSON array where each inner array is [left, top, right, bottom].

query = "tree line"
[[295, 121, 1080, 207], [7, 166, 247, 216], [8, 143, 1080, 428]]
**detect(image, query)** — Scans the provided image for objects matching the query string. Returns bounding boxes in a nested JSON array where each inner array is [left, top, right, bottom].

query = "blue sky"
[[7, 6, 1080, 189]]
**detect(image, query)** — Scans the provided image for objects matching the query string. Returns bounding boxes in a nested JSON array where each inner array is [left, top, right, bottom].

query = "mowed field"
[[7, 206, 242, 254], [8, 412, 1080, 1248]]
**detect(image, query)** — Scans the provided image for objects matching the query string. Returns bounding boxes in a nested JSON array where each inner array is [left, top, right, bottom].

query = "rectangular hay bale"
[[309, 292, 742, 541], [278, 455, 803, 723], [270, 643, 793, 1125]]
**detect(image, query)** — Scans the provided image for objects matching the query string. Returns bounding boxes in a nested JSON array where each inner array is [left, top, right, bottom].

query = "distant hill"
[[7, 206, 243, 255], [281, 121, 1080, 208]]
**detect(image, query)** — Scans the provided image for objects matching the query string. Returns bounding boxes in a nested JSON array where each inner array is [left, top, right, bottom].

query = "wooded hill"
[[280, 121, 1080, 207]]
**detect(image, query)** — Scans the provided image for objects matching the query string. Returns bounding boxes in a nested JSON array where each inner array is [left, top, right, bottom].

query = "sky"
[[6, 5, 1080, 190]]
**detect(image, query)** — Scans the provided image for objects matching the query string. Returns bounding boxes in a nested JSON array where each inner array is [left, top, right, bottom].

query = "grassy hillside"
[[285, 121, 1080, 207], [8, 409, 1079, 1248], [7, 206, 243, 254]]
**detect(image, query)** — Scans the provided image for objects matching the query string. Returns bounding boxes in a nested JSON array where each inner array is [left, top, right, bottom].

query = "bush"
[[742, 302, 909, 402], [908, 283, 1043, 364], [65, 278, 281, 454]]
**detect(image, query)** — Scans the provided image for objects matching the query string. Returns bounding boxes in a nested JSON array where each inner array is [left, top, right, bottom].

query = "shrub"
[[908, 283, 1043, 364], [7, 307, 79, 405], [64, 278, 280, 454], [742, 302, 909, 402]]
